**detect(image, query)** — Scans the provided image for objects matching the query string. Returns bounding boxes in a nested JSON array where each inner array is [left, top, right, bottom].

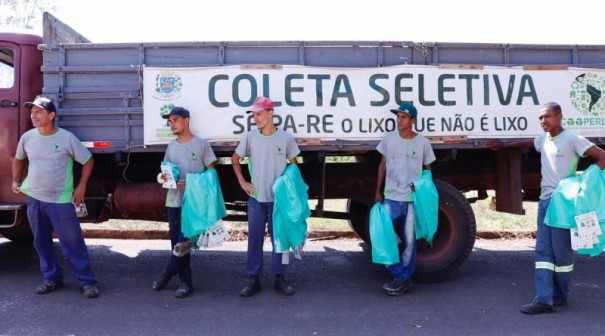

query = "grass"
[[93, 193, 537, 233], [225, 195, 539, 233], [468, 191, 537, 232]]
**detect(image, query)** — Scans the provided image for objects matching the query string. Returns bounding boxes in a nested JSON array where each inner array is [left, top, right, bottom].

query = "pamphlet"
[[159, 161, 179, 189], [75, 203, 88, 218], [571, 211, 601, 250]]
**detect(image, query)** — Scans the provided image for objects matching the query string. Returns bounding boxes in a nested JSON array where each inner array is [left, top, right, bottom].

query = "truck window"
[[0, 48, 15, 89]]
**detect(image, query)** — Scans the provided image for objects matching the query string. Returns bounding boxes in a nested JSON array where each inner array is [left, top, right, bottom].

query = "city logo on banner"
[[153, 70, 182, 101]]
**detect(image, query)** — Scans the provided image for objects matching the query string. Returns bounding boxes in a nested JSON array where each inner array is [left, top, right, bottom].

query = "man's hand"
[[72, 184, 86, 205], [486, 139, 502, 151], [11, 181, 20, 194], [374, 191, 383, 203], [177, 179, 186, 188], [240, 181, 256, 197]]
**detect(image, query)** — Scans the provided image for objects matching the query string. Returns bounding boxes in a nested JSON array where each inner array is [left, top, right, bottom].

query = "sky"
[[38, 0, 604, 45]]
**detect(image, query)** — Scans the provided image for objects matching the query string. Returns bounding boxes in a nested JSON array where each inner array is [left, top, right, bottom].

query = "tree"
[[0, 0, 56, 30]]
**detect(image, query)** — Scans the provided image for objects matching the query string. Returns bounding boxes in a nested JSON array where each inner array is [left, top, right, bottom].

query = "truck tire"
[[0, 224, 33, 245], [346, 199, 370, 242], [414, 179, 476, 282]]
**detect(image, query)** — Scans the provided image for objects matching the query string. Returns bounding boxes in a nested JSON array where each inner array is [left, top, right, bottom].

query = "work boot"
[[240, 276, 261, 297], [382, 279, 412, 296], [175, 282, 193, 298], [35, 280, 64, 295], [152, 272, 172, 291], [520, 301, 554, 314], [82, 284, 100, 298], [274, 274, 295, 296]]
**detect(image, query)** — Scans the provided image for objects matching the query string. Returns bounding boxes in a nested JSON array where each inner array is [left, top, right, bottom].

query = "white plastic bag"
[[197, 220, 230, 248]]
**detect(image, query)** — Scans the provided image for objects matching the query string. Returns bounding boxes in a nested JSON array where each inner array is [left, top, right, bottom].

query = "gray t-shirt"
[[15, 128, 92, 203], [163, 136, 217, 207], [235, 129, 300, 202], [376, 132, 436, 202], [534, 129, 594, 200]]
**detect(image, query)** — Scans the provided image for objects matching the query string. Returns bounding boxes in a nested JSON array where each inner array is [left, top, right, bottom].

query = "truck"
[[1, 12, 604, 282]]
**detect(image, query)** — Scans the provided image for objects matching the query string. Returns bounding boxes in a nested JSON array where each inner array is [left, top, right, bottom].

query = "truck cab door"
[[0, 41, 19, 131], [0, 40, 26, 225]]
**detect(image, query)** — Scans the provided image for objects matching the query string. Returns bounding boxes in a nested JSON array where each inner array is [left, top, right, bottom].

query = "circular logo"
[[569, 73, 605, 116]]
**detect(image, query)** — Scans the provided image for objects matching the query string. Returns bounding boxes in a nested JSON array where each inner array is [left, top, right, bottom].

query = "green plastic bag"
[[545, 164, 605, 256], [413, 170, 439, 245], [181, 168, 227, 239], [272, 164, 310, 254], [369, 203, 400, 265]]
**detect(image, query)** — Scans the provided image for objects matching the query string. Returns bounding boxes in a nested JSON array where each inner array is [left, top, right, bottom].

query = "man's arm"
[[487, 139, 534, 151], [73, 157, 94, 205], [585, 145, 605, 169], [374, 156, 386, 203], [11, 158, 26, 194], [232, 152, 255, 197]]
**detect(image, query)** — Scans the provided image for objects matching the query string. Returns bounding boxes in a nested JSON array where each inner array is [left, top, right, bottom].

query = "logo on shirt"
[[275, 146, 285, 156], [52, 143, 61, 153], [406, 149, 417, 158], [546, 143, 562, 157], [569, 73, 605, 117], [189, 152, 199, 161]]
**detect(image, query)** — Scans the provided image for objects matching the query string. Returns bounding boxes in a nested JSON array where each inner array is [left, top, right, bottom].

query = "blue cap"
[[162, 106, 190, 119], [390, 103, 417, 119], [24, 96, 56, 113]]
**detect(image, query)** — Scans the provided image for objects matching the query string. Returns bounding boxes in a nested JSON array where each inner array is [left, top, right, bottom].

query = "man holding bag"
[[374, 103, 436, 296], [232, 97, 300, 297], [153, 106, 217, 298]]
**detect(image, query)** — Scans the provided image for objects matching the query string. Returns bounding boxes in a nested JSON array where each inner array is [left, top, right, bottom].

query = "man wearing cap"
[[12, 96, 99, 298], [374, 102, 436, 296], [232, 96, 301, 297], [152, 106, 217, 298]]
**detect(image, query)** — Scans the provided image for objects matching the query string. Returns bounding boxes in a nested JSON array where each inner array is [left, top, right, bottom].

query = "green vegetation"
[[93, 193, 537, 233]]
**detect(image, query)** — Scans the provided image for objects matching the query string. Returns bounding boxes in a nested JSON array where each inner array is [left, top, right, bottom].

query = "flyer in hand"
[[571, 211, 601, 250], [159, 161, 179, 189]]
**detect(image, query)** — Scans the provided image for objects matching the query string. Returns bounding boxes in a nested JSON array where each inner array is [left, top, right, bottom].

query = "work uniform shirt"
[[15, 128, 92, 203], [164, 136, 217, 207], [377, 132, 436, 202], [235, 129, 300, 202], [534, 129, 594, 200]]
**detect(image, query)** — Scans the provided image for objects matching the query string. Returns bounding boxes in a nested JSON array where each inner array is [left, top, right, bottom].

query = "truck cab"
[[0, 32, 42, 241]]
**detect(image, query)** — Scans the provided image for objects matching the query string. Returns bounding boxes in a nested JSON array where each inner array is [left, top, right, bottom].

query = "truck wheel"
[[414, 179, 476, 283], [346, 199, 370, 242], [0, 224, 33, 245]]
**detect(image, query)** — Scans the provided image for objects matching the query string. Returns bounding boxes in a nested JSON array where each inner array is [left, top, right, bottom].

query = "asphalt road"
[[1, 237, 604, 336]]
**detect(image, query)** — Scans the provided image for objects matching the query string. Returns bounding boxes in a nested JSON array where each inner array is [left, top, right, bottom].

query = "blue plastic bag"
[[413, 170, 439, 245], [369, 203, 400, 265]]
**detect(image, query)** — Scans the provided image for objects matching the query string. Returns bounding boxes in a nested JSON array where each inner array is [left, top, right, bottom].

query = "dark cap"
[[162, 106, 190, 119], [24, 96, 56, 113], [390, 103, 417, 119]]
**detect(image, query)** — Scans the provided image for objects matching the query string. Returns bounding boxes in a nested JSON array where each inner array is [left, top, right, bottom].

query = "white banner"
[[143, 65, 605, 145]]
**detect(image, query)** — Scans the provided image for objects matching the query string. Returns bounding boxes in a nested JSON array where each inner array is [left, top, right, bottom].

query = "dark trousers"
[[164, 207, 192, 283], [246, 198, 284, 276], [534, 198, 573, 305], [27, 197, 96, 286]]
